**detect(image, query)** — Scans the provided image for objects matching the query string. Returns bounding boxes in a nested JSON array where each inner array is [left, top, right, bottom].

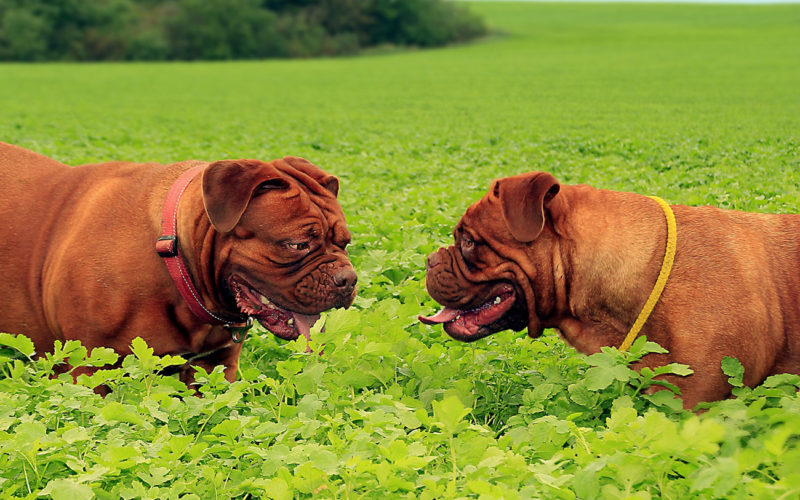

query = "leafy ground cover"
[[1, 2, 799, 498]]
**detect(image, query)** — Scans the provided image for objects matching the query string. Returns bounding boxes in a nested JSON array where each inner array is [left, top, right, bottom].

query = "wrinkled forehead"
[[277, 161, 345, 216], [273, 158, 336, 196], [455, 192, 504, 240], [245, 177, 348, 235], [301, 184, 348, 232]]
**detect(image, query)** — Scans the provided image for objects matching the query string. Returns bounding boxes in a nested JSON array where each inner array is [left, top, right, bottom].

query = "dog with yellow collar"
[[421, 171, 800, 408]]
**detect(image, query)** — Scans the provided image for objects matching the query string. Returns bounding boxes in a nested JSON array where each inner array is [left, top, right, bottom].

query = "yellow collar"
[[619, 196, 677, 352]]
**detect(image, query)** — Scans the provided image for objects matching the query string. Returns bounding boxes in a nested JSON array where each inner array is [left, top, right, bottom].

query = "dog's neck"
[[544, 185, 669, 353], [176, 178, 238, 322]]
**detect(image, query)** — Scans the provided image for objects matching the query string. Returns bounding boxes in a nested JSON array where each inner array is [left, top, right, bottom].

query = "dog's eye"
[[461, 236, 475, 251], [286, 241, 309, 251]]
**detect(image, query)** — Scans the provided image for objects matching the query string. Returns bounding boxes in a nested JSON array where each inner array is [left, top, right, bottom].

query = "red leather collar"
[[156, 166, 247, 327]]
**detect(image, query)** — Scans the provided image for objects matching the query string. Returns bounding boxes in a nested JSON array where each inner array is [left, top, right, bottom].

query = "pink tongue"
[[419, 308, 462, 325], [292, 312, 321, 341]]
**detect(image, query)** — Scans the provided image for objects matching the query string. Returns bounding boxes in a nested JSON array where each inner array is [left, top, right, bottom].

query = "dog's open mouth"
[[229, 277, 319, 341], [418, 284, 526, 342]]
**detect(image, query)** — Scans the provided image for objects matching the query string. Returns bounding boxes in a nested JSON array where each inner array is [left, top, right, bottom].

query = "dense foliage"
[[2, 331, 799, 498], [1, 1, 799, 497], [0, 0, 486, 61]]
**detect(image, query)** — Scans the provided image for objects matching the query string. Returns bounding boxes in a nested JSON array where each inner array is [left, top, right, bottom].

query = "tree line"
[[0, 0, 487, 61]]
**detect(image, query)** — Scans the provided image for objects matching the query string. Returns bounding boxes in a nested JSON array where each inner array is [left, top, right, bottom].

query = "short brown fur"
[[425, 172, 800, 408], [0, 143, 355, 387]]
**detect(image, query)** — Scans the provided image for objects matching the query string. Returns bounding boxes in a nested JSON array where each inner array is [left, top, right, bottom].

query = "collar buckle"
[[156, 235, 178, 257]]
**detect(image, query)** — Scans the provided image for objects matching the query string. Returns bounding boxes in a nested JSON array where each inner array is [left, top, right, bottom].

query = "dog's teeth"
[[494, 296, 502, 305], [287, 318, 294, 325], [260, 295, 269, 305]]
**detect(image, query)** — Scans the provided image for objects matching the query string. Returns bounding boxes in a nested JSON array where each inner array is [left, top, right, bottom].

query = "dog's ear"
[[280, 156, 339, 197], [202, 160, 289, 233], [493, 172, 560, 242]]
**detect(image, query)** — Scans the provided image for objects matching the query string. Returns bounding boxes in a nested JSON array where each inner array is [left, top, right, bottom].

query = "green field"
[[2, 2, 800, 498]]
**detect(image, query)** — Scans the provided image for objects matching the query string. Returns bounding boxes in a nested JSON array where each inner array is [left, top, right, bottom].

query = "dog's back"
[[0, 143, 174, 350], [0, 143, 76, 341]]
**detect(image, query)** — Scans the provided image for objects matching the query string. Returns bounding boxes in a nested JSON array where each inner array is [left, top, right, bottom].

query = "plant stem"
[[450, 433, 457, 492]]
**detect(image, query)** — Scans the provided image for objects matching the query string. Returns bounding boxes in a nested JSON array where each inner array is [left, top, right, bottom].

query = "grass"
[[1, 2, 800, 498]]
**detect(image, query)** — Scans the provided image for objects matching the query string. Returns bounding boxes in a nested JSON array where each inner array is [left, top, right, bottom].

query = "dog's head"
[[420, 172, 564, 342], [202, 156, 356, 341]]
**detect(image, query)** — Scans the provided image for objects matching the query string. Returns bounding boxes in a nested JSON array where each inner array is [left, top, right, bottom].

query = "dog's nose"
[[427, 251, 441, 269], [333, 268, 357, 290]]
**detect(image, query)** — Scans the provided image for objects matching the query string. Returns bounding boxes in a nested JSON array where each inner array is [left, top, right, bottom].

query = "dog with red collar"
[[0, 142, 356, 386]]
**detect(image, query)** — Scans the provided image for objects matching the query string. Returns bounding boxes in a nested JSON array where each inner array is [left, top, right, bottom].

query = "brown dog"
[[0, 142, 356, 385], [421, 171, 800, 408]]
